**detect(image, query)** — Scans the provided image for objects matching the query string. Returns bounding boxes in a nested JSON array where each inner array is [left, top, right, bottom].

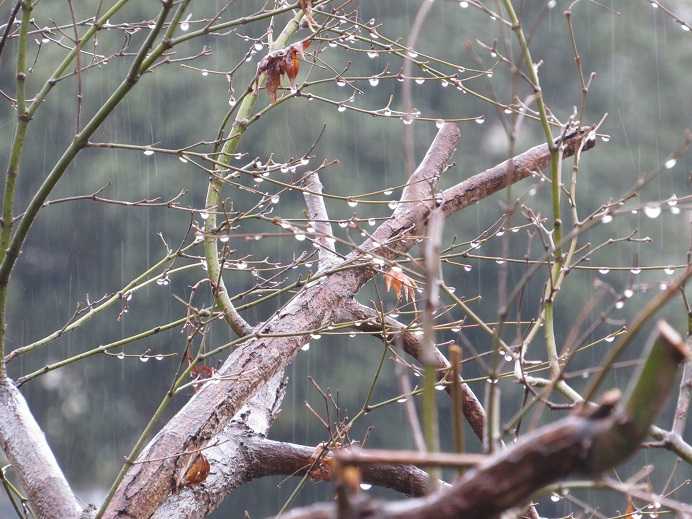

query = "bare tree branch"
[[303, 171, 338, 268], [277, 320, 691, 519], [0, 378, 81, 519], [335, 299, 486, 442], [101, 124, 596, 517]]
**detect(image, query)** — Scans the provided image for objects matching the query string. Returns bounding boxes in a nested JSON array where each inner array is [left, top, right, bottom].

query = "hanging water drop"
[[475, 116, 486, 125], [369, 77, 379, 87], [180, 13, 192, 31], [301, 343, 310, 352], [643, 204, 661, 219], [664, 158, 677, 169], [601, 213, 613, 224], [143, 148, 155, 156]]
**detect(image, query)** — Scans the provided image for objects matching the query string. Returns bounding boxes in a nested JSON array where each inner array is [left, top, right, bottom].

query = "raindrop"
[[336, 78, 346, 87], [503, 108, 512, 115], [236, 261, 248, 270], [139, 355, 150, 363], [615, 300, 625, 309], [310, 333, 322, 340], [670, 206, 680, 215], [294, 232, 306, 242], [664, 267, 675, 275], [441, 80, 449, 88], [178, 155, 189, 163], [475, 116, 486, 125], [219, 234, 229, 243], [402, 115, 414, 125], [650, 1, 658, 6], [367, 51, 378, 59], [383, 108, 392, 117], [201, 69, 208, 77], [605, 335, 615, 343], [511, 227, 520, 233], [369, 77, 380, 87], [408, 50, 418, 58], [496, 259, 505, 264], [254, 42, 263, 51], [547, 0, 557, 8], [338, 221, 348, 228], [643, 204, 661, 219], [347, 199, 359, 208], [143, 148, 155, 156], [470, 241, 480, 249], [459, 1, 469, 7], [496, 230, 505, 237], [368, 218, 376, 226], [624, 288, 634, 298], [550, 493, 561, 503], [601, 214, 613, 224], [415, 78, 425, 85], [156, 276, 170, 286], [116, 352, 125, 360], [384, 190, 393, 196], [435, 119, 445, 129], [680, 22, 691, 32], [180, 13, 192, 31], [630, 267, 641, 275], [349, 333, 356, 338], [200, 210, 209, 220], [666, 194, 678, 206], [463, 265, 472, 272], [659, 283, 668, 291], [504, 353, 513, 362], [388, 201, 398, 210], [360, 483, 372, 491], [337, 104, 347, 112], [155, 354, 164, 361], [271, 194, 280, 204], [451, 326, 461, 332], [397, 397, 408, 403], [434, 384, 445, 391], [301, 343, 311, 352], [664, 158, 677, 169]]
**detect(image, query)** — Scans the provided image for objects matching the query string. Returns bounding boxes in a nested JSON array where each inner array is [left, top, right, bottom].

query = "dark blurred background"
[[1, 0, 690, 516]]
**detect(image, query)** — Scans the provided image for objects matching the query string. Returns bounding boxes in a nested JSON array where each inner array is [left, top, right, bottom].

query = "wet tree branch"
[[0, 378, 81, 519], [278, 320, 690, 519], [101, 124, 596, 518]]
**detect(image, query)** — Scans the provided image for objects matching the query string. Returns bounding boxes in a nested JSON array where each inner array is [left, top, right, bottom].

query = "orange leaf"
[[182, 453, 210, 487], [384, 268, 418, 303]]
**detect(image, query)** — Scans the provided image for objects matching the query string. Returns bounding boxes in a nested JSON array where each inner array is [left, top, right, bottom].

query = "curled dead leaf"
[[384, 267, 418, 304], [181, 452, 210, 488], [253, 39, 311, 104]]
